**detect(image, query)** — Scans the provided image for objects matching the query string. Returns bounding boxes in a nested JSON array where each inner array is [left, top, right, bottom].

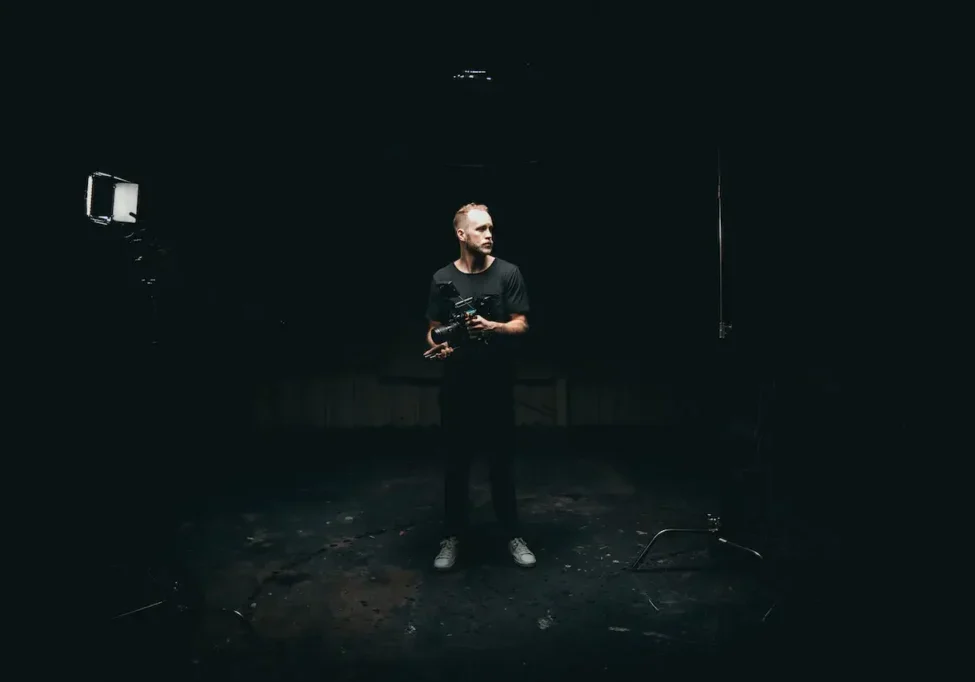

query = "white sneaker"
[[434, 536, 459, 571], [509, 537, 536, 568]]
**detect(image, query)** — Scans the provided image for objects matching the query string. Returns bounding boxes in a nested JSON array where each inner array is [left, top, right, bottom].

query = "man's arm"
[[425, 276, 448, 349], [423, 319, 454, 360], [495, 265, 530, 335], [426, 319, 443, 348], [468, 312, 529, 335], [492, 313, 529, 335]]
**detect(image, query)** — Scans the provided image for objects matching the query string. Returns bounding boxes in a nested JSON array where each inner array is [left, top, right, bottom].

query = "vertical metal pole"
[[718, 149, 731, 340]]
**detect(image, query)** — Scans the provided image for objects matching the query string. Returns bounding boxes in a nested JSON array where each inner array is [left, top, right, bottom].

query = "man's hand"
[[466, 314, 498, 334], [423, 342, 454, 360]]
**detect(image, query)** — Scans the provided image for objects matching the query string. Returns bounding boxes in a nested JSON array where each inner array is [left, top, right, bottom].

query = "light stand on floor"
[[85, 171, 169, 346], [629, 149, 767, 572]]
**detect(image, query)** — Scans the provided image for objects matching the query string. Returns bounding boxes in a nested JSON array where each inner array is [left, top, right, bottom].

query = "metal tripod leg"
[[716, 537, 763, 560], [629, 528, 714, 571], [629, 514, 763, 571]]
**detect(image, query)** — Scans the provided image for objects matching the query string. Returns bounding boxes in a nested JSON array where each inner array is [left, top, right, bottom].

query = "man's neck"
[[455, 252, 494, 274]]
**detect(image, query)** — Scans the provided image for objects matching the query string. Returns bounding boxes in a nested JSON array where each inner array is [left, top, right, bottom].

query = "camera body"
[[430, 281, 499, 346]]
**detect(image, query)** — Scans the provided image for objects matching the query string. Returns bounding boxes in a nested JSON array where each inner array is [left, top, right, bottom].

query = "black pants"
[[440, 381, 519, 538]]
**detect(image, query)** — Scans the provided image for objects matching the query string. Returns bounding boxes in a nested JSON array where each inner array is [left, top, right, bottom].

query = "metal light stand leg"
[[111, 575, 254, 629], [629, 513, 763, 571]]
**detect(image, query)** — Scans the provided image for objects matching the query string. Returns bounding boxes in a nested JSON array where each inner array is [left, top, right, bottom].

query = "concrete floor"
[[96, 432, 826, 680]]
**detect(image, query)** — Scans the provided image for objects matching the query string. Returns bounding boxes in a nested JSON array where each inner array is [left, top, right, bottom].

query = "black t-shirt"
[[425, 258, 530, 385]]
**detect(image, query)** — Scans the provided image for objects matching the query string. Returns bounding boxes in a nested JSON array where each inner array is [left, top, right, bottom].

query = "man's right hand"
[[423, 342, 453, 361]]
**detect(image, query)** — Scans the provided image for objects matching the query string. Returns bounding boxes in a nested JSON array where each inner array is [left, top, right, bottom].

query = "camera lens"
[[431, 322, 460, 345]]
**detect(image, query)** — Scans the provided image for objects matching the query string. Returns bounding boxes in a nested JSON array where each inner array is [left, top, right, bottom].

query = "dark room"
[[49, 10, 881, 680]]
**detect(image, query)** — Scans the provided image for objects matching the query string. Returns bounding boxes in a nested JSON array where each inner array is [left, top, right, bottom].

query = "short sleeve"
[[426, 278, 445, 322], [505, 267, 530, 316]]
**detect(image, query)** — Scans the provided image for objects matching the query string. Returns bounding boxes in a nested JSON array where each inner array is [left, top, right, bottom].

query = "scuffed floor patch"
[[248, 564, 421, 646]]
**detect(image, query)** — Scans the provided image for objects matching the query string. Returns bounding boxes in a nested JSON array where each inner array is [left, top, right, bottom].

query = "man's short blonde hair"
[[453, 203, 490, 232]]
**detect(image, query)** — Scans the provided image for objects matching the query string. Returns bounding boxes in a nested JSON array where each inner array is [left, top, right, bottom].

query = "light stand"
[[104, 563, 255, 678], [122, 223, 165, 347], [630, 149, 766, 572], [85, 171, 168, 346], [629, 513, 763, 571]]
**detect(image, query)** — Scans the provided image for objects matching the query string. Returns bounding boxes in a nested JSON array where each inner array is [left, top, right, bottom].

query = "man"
[[423, 203, 536, 571]]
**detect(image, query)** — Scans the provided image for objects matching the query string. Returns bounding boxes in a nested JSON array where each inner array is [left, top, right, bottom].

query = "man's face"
[[458, 209, 494, 255]]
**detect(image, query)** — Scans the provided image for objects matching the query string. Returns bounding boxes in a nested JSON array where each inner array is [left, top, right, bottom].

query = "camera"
[[430, 281, 499, 346]]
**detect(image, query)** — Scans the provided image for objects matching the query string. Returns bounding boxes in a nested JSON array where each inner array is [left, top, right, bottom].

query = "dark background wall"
[[47, 13, 873, 469]]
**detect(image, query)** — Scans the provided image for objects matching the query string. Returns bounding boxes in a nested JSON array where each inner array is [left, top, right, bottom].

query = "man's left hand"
[[466, 314, 497, 334]]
